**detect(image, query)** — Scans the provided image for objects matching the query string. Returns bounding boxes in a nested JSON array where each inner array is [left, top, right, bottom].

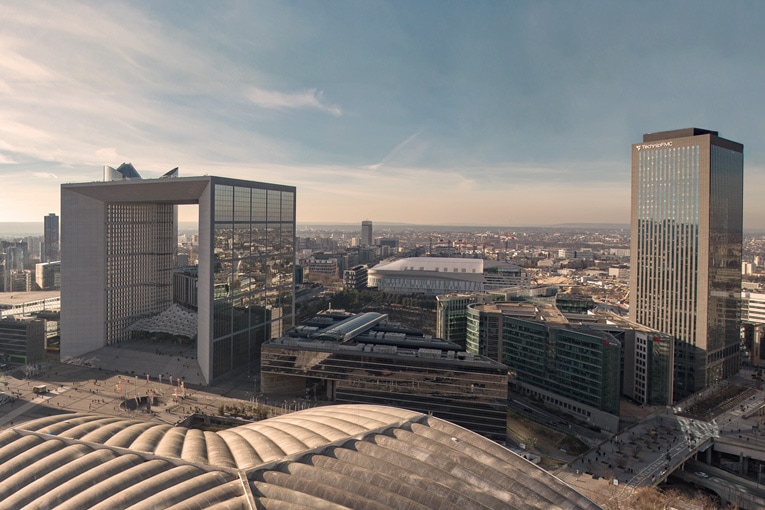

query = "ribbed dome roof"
[[0, 404, 601, 509]]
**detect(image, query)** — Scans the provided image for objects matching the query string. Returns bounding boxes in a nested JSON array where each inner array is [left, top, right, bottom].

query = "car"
[[695, 471, 709, 478]]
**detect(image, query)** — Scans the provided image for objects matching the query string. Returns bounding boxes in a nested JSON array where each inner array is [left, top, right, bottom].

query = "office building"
[[630, 128, 743, 399], [361, 220, 373, 246], [35, 261, 61, 290], [464, 302, 674, 430], [466, 302, 622, 430], [303, 254, 340, 281], [437, 286, 560, 350], [43, 212, 59, 262], [742, 291, 765, 325], [5, 269, 33, 292], [742, 322, 764, 367], [261, 310, 509, 439], [61, 165, 295, 383], [0, 316, 45, 364]]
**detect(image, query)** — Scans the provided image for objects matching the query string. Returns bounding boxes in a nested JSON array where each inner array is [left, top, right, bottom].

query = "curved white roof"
[[373, 257, 484, 273], [0, 404, 601, 509]]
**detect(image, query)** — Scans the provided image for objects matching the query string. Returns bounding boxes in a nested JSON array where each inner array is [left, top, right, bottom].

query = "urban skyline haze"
[[2, 1, 765, 227]]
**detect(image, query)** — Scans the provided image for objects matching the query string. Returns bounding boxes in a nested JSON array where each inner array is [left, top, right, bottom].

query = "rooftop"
[[0, 404, 601, 509]]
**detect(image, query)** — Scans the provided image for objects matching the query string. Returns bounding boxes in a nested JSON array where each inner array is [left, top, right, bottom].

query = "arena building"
[[367, 257, 530, 295]]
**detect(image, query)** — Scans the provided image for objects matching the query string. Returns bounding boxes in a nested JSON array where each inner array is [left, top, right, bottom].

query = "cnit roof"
[[0, 404, 601, 509]]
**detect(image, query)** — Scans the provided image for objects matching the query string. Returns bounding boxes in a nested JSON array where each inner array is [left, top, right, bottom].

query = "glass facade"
[[211, 182, 295, 379], [631, 130, 743, 399], [261, 310, 508, 439], [502, 318, 621, 415], [262, 340, 508, 439]]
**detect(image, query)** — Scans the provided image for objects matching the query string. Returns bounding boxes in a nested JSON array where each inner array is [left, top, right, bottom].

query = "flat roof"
[[0, 291, 60, 306], [62, 175, 295, 204]]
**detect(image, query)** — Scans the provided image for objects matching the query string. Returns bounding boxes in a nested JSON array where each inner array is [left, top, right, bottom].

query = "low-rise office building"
[[436, 286, 558, 350], [465, 302, 674, 431], [0, 316, 45, 364], [261, 310, 508, 439], [34, 261, 61, 290]]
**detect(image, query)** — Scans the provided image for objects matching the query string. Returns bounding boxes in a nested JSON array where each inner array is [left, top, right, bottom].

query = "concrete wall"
[[61, 188, 106, 359]]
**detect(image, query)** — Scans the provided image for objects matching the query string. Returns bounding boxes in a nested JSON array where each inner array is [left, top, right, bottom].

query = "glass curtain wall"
[[212, 183, 295, 379]]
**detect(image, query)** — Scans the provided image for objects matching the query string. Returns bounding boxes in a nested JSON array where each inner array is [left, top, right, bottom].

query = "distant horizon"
[[2, 3, 765, 228], [6, 220, 765, 237]]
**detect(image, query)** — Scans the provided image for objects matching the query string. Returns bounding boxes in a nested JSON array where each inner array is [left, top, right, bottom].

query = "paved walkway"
[[0, 354, 321, 431]]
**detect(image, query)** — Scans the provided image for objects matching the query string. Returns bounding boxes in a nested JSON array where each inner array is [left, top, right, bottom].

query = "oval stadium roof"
[[0, 404, 601, 509]]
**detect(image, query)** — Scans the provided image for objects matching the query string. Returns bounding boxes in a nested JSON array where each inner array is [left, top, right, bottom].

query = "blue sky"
[[2, 1, 765, 227]]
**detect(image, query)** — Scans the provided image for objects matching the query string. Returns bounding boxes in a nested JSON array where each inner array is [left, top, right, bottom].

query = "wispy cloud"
[[31, 172, 59, 180], [365, 130, 423, 170], [246, 87, 342, 116]]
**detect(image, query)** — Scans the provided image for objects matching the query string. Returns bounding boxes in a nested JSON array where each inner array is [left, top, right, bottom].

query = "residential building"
[[343, 264, 368, 290], [630, 128, 743, 399], [608, 265, 629, 280], [61, 165, 295, 383], [304, 255, 339, 280]]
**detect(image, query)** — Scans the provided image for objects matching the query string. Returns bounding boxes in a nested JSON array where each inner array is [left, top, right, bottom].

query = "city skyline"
[[2, 2, 765, 227]]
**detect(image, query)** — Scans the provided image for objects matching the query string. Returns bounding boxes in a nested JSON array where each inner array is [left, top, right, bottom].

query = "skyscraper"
[[43, 213, 59, 262], [361, 220, 373, 246], [630, 128, 743, 399]]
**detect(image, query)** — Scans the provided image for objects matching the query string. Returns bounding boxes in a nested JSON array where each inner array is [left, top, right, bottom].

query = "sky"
[[2, 1, 765, 227]]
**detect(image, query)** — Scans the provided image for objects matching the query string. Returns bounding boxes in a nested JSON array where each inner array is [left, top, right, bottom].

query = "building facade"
[[361, 220, 373, 247], [43, 212, 60, 263], [436, 293, 496, 350], [367, 257, 530, 295], [463, 302, 674, 429], [261, 310, 508, 439], [742, 292, 765, 325], [61, 168, 295, 383], [343, 264, 368, 290], [35, 261, 61, 290], [466, 302, 622, 430], [0, 316, 45, 364], [630, 128, 743, 399]]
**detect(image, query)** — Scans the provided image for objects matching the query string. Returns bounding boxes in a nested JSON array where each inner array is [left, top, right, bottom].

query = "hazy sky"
[[2, 1, 765, 227]]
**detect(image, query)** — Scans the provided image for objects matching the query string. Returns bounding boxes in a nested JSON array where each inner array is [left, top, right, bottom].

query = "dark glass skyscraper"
[[630, 128, 743, 399], [361, 220, 373, 246], [43, 212, 59, 262]]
